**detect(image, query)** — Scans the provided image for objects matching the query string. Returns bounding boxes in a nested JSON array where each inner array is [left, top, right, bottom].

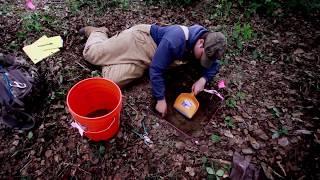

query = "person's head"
[[193, 32, 227, 68]]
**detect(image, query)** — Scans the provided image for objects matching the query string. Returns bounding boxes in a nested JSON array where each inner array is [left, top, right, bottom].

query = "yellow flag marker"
[[23, 35, 63, 64]]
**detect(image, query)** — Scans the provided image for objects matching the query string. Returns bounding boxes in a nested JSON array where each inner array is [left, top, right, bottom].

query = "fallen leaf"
[[261, 162, 274, 180], [278, 137, 289, 147], [272, 40, 279, 44], [199, 145, 209, 153], [216, 169, 224, 177], [27, 131, 33, 139], [294, 48, 304, 54], [233, 115, 244, 122], [250, 60, 256, 65], [175, 141, 185, 150], [185, 167, 195, 176], [254, 129, 269, 140], [242, 148, 254, 154], [12, 140, 19, 146], [206, 167, 215, 175], [54, 154, 60, 162], [224, 130, 234, 138], [292, 112, 304, 117], [294, 129, 312, 135], [249, 137, 260, 150], [267, 121, 276, 129], [45, 150, 53, 158]]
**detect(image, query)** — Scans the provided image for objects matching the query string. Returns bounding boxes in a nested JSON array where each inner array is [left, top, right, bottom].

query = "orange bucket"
[[66, 77, 122, 141]]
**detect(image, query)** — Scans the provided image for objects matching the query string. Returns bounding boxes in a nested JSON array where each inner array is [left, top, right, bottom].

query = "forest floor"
[[0, 0, 319, 179]]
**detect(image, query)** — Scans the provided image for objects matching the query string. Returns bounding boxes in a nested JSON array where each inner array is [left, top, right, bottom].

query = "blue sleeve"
[[202, 60, 220, 82], [149, 39, 175, 100]]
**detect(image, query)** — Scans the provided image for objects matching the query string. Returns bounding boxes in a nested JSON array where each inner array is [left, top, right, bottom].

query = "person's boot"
[[79, 26, 108, 37]]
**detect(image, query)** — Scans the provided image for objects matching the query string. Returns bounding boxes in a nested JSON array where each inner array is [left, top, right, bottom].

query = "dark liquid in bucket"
[[86, 109, 111, 118]]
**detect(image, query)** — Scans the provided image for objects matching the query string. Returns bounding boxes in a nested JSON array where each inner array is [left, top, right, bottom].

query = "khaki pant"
[[83, 24, 157, 87]]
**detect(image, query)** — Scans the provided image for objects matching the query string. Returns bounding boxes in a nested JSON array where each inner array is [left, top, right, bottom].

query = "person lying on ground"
[[80, 23, 227, 117]]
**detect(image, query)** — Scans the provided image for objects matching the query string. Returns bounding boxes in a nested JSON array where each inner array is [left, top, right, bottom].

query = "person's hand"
[[192, 77, 207, 95], [155, 99, 167, 117]]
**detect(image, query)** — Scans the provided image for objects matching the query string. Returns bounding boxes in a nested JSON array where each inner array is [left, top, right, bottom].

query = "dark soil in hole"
[[165, 63, 222, 136]]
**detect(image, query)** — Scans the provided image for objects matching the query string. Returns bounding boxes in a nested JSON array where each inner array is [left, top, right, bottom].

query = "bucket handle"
[[71, 116, 118, 136], [85, 116, 118, 134]]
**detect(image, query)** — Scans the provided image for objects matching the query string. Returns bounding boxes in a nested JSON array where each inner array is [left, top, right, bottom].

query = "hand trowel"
[[173, 92, 199, 119]]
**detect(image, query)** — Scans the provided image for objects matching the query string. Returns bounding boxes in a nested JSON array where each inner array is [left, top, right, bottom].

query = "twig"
[[212, 158, 232, 166], [57, 162, 70, 177], [271, 168, 285, 179], [277, 161, 287, 177], [20, 159, 32, 172], [127, 103, 139, 121], [11, 147, 33, 157], [77, 166, 91, 175], [75, 61, 91, 71]]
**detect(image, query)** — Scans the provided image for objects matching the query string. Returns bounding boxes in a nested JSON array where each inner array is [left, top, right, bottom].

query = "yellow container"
[[173, 92, 199, 119]]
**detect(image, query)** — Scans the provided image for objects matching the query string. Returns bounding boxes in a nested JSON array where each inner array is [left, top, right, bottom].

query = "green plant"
[[272, 126, 288, 139], [211, 134, 221, 143], [16, 31, 27, 41], [252, 49, 264, 60], [8, 41, 19, 51], [270, 107, 281, 117], [117, 0, 130, 9], [203, 158, 230, 180], [0, 3, 12, 16], [219, 59, 229, 66], [49, 90, 66, 100], [286, 0, 320, 14], [206, 166, 225, 180], [144, 0, 195, 6], [238, 0, 319, 16], [67, 0, 124, 14], [232, 22, 255, 50], [251, 0, 280, 15], [236, 91, 246, 100], [224, 116, 234, 128], [67, 0, 83, 12], [210, 0, 233, 19], [226, 98, 237, 108], [22, 13, 42, 32], [91, 70, 101, 77], [98, 144, 106, 156]]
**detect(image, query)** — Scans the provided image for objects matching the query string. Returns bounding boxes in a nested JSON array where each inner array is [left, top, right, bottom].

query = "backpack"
[[0, 53, 40, 130]]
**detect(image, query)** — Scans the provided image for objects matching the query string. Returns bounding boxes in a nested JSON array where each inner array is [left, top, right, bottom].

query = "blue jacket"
[[149, 24, 220, 100]]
